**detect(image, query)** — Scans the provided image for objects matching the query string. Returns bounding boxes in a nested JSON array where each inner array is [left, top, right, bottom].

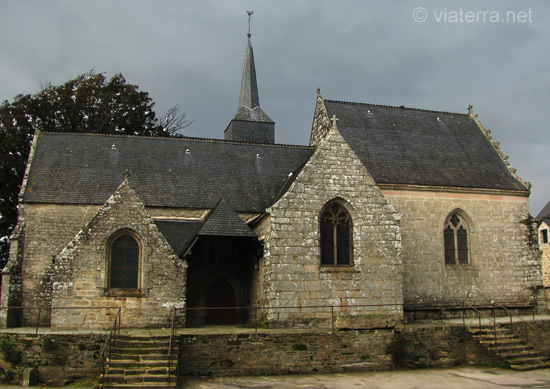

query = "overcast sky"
[[1, 0, 548, 214]]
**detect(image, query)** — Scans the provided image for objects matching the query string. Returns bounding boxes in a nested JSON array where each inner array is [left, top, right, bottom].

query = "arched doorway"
[[206, 278, 236, 323]]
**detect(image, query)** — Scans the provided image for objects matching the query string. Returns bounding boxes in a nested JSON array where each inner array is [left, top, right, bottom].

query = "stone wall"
[[381, 187, 541, 305], [0, 333, 103, 385], [309, 89, 332, 147], [178, 330, 394, 378], [4, 199, 209, 328], [262, 126, 403, 325], [538, 222, 550, 287], [15, 203, 101, 325], [0, 225, 25, 327], [177, 324, 509, 379], [47, 180, 186, 330]]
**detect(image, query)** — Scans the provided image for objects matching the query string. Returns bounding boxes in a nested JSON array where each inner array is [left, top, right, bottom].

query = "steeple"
[[225, 10, 275, 144], [238, 35, 260, 110]]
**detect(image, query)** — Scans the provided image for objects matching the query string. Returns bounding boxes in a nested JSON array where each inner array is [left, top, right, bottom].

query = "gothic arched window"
[[320, 201, 353, 266], [444, 212, 469, 265], [109, 232, 141, 289]]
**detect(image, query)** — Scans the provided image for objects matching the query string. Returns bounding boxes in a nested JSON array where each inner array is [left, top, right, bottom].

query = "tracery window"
[[109, 233, 141, 289], [320, 201, 353, 266], [444, 212, 469, 265]]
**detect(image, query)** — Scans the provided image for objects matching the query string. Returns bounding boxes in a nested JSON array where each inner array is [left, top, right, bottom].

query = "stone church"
[[1, 30, 543, 330]]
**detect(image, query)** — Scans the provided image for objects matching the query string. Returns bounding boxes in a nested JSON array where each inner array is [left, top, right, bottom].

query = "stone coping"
[[1, 314, 549, 336]]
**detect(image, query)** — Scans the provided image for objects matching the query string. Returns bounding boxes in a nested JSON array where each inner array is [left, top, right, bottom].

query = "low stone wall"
[[178, 330, 394, 378], [0, 333, 104, 384], [177, 324, 498, 380], [392, 325, 504, 368], [2, 320, 549, 385]]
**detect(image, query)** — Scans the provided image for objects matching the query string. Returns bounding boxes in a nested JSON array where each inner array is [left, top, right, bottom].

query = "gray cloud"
[[1, 0, 548, 213]]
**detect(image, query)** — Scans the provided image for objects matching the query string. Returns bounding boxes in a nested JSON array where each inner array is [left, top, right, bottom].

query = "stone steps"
[[470, 325, 550, 371], [98, 334, 177, 388]]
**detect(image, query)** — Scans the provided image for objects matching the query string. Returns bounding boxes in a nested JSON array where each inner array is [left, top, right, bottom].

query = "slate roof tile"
[[154, 219, 202, 257], [23, 132, 314, 212], [198, 198, 256, 237], [536, 201, 550, 226], [324, 100, 527, 191]]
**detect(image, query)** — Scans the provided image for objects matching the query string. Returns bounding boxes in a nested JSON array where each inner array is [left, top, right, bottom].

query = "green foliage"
[[256, 312, 269, 329], [0, 71, 189, 268], [521, 216, 540, 251], [0, 340, 22, 365]]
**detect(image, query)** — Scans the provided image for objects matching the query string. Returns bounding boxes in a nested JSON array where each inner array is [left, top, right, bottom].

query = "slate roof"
[[325, 100, 528, 191], [23, 132, 314, 211], [154, 220, 202, 257], [239, 37, 260, 111], [198, 198, 256, 237], [233, 36, 273, 123], [536, 201, 550, 226]]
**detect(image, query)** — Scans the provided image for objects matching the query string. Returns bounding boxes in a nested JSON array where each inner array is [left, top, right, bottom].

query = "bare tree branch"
[[160, 105, 195, 135]]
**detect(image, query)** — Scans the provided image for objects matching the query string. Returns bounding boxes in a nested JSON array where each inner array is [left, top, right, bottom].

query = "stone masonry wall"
[[309, 89, 332, 147], [11, 202, 205, 326], [0, 225, 25, 327], [178, 330, 394, 378], [382, 188, 541, 305], [538, 222, 550, 287], [47, 180, 186, 330], [0, 333, 103, 385], [16, 203, 101, 325], [177, 324, 505, 379], [263, 126, 403, 325]]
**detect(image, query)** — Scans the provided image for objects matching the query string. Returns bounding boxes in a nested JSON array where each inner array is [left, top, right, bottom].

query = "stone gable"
[[309, 89, 332, 147], [45, 179, 186, 329], [262, 124, 402, 325]]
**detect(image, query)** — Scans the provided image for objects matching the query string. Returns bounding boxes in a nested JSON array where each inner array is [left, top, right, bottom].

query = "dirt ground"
[[180, 366, 550, 388]]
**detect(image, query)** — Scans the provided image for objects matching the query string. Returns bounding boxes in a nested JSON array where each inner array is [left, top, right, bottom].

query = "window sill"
[[320, 266, 358, 273], [445, 264, 476, 271], [101, 288, 147, 298]]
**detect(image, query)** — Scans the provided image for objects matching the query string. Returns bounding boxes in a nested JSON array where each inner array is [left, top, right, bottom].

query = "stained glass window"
[[320, 202, 353, 266], [444, 213, 469, 265], [110, 234, 140, 289]]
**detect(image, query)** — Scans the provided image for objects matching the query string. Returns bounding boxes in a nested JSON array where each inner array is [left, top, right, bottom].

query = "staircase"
[[470, 325, 550, 370], [98, 335, 177, 388]]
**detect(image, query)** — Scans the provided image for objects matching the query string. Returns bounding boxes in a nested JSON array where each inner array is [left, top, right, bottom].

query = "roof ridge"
[[324, 99, 468, 117], [39, 131, 314, 149]]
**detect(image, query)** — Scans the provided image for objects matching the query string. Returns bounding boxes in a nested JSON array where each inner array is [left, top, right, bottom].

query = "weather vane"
[[247, 10, 254, 38]]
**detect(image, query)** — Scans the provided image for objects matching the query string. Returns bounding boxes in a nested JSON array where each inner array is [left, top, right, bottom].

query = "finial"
[[468, 104, 473, 117], [247, 10, 254, 38], [122, 169, 131, 182]]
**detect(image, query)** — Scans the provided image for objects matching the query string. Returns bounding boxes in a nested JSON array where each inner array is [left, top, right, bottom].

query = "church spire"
[[238, 11, 260, 110], [224, 10, 275, 144]]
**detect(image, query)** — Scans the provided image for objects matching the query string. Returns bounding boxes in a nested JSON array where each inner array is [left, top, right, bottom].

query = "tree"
[[159, 104, 195, 136], [0, 71, 191, 269]]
